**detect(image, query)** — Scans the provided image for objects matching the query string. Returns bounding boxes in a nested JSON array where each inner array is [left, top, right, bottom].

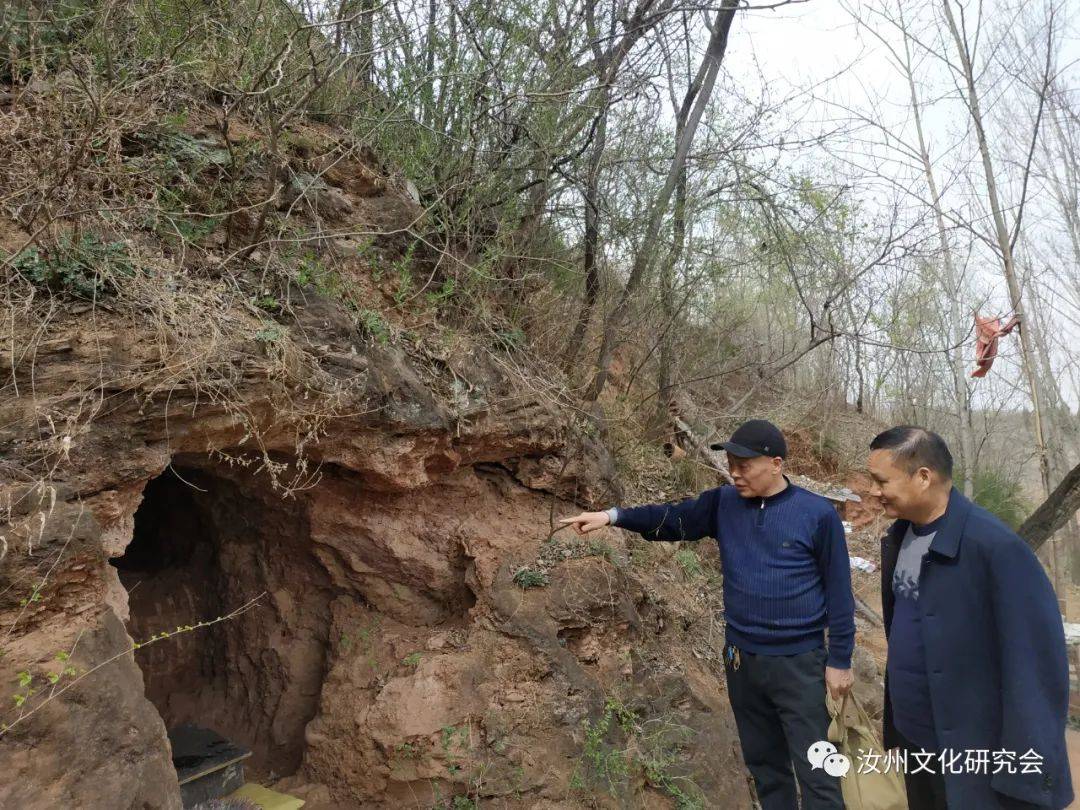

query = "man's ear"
[[916, 466, 933, 489]]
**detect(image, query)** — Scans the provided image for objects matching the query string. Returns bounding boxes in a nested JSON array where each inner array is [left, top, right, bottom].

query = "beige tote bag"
[[826, 692, 908, 810]]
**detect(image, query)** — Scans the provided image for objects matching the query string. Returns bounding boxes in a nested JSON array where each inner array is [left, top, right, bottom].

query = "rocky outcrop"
[[0, 85, 762, 806], [0, 275, 753, 809]]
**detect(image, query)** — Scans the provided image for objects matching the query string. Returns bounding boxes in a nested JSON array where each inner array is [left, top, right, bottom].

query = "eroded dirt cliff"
[[0, 103, 764, 808]]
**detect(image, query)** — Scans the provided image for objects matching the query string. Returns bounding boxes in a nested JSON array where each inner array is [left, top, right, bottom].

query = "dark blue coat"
[[880, 488, 1073, 809]]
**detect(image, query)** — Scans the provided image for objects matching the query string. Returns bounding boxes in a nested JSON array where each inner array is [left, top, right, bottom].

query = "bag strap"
[[846, 690, 890, 752], [827, 691, 852, 747]]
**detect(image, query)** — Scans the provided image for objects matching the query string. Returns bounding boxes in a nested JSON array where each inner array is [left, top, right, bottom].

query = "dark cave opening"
[[111, 462, 331, 781]]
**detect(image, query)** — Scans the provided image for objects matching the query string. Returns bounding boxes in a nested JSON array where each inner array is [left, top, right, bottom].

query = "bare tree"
[[652, 13, 695, 433], [896, 3, 975, 495], [939, 0, 1064, 601], [939, 0, 1055, 493], [584, 0, 739, 402]]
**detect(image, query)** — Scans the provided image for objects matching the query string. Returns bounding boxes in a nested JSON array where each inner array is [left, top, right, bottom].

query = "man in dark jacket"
[[561, 419, 855, 810], [867, 425, 1073, 810]]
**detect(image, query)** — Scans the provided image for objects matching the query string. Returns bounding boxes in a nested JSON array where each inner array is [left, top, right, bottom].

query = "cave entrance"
[[111, 460, 331, 784]]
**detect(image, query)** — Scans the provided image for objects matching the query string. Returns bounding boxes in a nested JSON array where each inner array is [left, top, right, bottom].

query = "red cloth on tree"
[[971, 313, 1020, 378]]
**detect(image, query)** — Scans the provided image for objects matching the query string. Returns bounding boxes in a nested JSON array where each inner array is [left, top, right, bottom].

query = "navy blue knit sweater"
[[613, 480, 855, 668]]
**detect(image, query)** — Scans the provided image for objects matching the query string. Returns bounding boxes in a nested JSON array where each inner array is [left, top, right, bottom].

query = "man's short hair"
[[870, 425, 953, 479]]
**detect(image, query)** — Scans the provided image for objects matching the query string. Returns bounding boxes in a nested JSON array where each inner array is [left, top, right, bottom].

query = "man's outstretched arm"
[[560, 487, 722, 542]]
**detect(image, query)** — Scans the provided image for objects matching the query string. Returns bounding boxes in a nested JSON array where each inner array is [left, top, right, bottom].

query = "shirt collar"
[[889, 487, 972, 558], [912, 511, 947, 537], [760, 474, 795, 503]]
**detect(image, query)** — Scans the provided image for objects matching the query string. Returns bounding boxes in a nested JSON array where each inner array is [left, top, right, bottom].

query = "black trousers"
[[895, 729, 948, 810], [724, 642, 843, 810]]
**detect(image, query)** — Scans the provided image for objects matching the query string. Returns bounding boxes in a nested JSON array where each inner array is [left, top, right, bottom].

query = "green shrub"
[[425, 278, 456, 306], [254, 295, 280, 312], [254, 324, 284, 343], [512, 567, 548, 588], [574, 698, 634, 792], [1, 1, 98, 83], [358, 309, 390, 345], [570, 696, 704, 806], [12, 233, 135, 299], [969, 469, 1031, 529], [494, 327, 526, 353]]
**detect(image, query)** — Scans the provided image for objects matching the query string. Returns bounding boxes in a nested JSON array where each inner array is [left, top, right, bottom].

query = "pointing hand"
[[558, 511, 611, 535]]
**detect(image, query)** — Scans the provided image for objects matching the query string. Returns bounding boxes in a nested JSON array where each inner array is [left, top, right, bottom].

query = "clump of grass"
[[670, 457, 712, 496], [513, 567, 548, 588], [587, 539, 614, 562], [358, 308, 391, 345], [11, 233, 134, 299], [674, 547, 702, 579], [570, 696, 705, 808]]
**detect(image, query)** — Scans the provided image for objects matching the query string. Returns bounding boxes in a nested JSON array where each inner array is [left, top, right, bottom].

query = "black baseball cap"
[[710, 419, 787, 459]]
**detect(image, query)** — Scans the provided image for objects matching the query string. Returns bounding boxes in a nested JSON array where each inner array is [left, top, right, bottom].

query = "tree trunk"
[[900, 9, 975, 495], [563, 107, 609, 374], [941, 0, 1059, 602], [584, 0, 738, 402], [653, 103, 690, 433], [653, 174, 685, 433], [1027, 286, 1080, 585], [1019, 460, 1080, 552], [941, 0, 1051, 495], [420, 0, 437, 126]]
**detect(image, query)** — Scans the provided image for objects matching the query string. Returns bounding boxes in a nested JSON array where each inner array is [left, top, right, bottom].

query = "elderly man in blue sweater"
[[561, 419, 855, 810]]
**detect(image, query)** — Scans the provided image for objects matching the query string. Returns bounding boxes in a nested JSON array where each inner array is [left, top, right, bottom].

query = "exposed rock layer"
[[0, 286, 760, 808]]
